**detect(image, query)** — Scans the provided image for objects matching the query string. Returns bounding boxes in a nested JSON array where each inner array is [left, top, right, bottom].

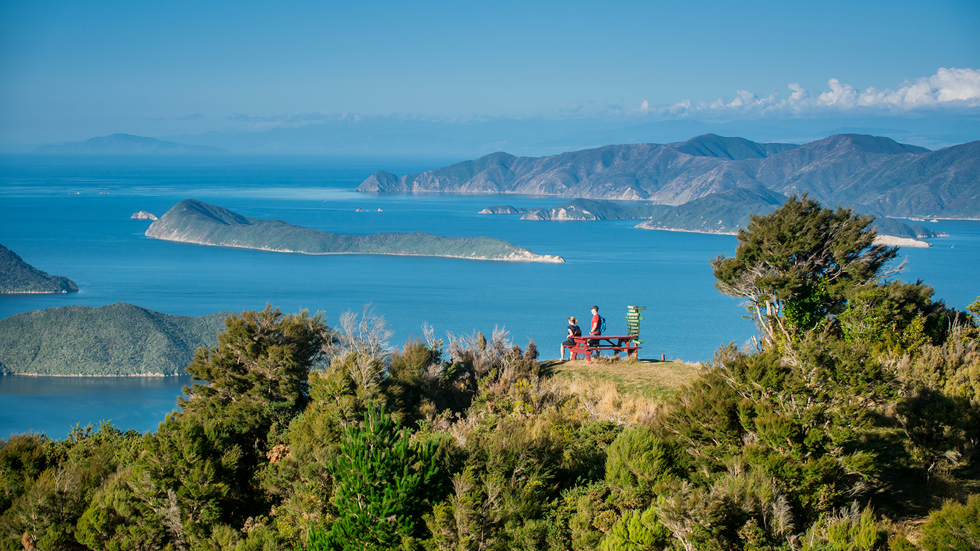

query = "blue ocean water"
[[1, 156, 978, 438]]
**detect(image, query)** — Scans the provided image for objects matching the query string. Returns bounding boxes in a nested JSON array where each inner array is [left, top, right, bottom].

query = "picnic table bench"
[[567, 335, 641, 363]]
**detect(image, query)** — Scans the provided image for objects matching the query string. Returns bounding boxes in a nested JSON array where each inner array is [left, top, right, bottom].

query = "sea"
[[2, 155, 979, 439]]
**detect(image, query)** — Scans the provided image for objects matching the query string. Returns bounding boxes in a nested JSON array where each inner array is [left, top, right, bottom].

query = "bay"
[[1, 156, 978, 439]]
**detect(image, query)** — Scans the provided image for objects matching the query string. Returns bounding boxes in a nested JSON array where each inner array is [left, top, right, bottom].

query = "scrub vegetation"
[[2, 196, 979, 550]]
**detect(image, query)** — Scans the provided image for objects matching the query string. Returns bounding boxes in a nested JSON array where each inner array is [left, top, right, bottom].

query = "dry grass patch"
[[541, 357, 703, 402]]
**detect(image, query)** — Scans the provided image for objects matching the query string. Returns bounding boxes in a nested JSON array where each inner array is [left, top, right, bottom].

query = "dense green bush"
[[919, 494, 980, 551]]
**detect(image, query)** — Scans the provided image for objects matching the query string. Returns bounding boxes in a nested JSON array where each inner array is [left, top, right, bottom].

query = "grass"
[[540, 357, 702, 402]]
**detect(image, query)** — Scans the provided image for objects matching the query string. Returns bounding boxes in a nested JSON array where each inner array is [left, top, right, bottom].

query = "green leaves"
[[315, 401, 438, 550], [181, 306, 329, 419], [712, 194, 897, 345]]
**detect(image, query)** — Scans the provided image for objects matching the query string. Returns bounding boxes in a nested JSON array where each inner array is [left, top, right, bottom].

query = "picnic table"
[[568, 334, 641, 363]]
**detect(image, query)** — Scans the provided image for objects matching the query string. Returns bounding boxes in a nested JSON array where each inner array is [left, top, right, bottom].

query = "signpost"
[[626, 305, 646, 344]]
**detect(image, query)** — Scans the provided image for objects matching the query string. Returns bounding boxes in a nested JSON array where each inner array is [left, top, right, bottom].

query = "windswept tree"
[[712, 195, 898, 347], [180, 305, 330, 418]]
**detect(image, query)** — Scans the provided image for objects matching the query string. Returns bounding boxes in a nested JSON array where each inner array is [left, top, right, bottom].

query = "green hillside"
[[0, 303, 229, 376], [146, 199, 564, 262], [637, 186, 787, 233], [0, 243, 78, 294], [673, 133, 798, 159]]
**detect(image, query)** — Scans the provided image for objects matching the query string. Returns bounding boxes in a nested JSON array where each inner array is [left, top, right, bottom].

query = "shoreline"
[[144, 235, 566, 263], [0, 289, 76, 294], [634, 224, 738, 236], [2, 372, 177, 378]]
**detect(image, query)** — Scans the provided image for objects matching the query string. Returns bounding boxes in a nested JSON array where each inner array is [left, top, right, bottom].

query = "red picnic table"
[[567, 335, 641, 363]]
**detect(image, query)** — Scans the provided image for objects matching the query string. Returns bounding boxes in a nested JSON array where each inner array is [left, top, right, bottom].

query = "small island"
[[0, 243, 79, 294], [146, 199, 564, 263], [130, 210, 158, 220]]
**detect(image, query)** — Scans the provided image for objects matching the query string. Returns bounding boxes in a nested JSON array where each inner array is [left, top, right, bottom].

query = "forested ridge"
[[2, 197, 979, 550], [145, 199, 564, 263], [0, 243, 77, 294], [0, 303, 229, 376]]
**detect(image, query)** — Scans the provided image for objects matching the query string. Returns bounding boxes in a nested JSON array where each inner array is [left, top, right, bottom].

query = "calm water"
[[2, 156, 978, 438]]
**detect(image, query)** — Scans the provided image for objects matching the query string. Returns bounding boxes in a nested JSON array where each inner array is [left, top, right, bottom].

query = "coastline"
[[144, 234, 566, 263], [634, 224, 738, 236], [2, 372, 175, 378], [872, 235, 930, 248], [0, 289, 75, 294]]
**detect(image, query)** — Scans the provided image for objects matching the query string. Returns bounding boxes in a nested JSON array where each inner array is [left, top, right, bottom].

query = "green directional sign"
[[625, 305, 647, 343]]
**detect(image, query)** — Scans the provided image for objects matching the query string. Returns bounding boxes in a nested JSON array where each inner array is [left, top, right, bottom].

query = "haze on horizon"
[[1, 0, 978, 151]]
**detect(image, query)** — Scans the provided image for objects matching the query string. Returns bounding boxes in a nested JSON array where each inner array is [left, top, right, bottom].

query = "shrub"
[[919, 494, 980, 551]]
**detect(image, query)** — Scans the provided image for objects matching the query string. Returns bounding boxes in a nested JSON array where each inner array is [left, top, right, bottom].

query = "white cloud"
[[656, 67, 980, 119]]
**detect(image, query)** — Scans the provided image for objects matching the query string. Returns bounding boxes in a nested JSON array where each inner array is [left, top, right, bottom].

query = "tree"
[[312, 401, 438, 550], [712, 195, 897, 347], [180, 306, 330, 418]]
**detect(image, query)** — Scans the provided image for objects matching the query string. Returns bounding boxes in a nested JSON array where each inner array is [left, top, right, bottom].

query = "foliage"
[[712, 194, 897, 346], [838, 281, 962, 353], [312, 401, 438, 550], [800, 503, 887, 551], [0, 424, 142, 551], [2, 277, 980, 550], [180, 305, 329, 417], [919, 494, 980, 551]]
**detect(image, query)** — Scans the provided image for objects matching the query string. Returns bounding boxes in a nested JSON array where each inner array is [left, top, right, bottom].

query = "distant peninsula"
[[146, 199, 564, 263], [360, 133, 980, 219], [0, 243, 79, 294], [0, 303, 228, 376], [483, 198, 671, 221], [483, 190, 945, 246], [36, 133, 228, 155]]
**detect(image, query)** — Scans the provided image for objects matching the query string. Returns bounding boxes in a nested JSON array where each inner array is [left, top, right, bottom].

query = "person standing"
[[560, 316, 581, 360], [589, 305, 601, 357]]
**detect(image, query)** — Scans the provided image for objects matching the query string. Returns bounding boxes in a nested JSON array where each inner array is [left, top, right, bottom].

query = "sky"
[[1, 0, 978, 146]]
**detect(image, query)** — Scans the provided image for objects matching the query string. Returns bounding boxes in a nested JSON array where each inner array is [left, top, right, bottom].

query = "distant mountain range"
[[143, 115, 980, 155], [146, 199, 564, 262], [36, 133, 228, 155], [359, 133, 980, 219], [0, 243, 78, 294], [0, 303, 228, 376]]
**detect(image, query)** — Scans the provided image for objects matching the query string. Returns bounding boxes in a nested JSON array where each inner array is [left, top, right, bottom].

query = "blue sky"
[[1, 0, 978, 145]]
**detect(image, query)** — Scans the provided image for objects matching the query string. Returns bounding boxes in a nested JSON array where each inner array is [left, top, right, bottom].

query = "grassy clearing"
[[540, 357, 703, 402]]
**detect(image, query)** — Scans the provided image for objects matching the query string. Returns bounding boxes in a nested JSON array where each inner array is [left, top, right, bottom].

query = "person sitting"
[[560, 316, 581, 360]]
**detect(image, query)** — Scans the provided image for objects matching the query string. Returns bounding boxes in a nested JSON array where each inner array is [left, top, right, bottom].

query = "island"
[[130, 210, 158, 220], [36, 133, 228, 155], [0, 243, 79, 294], [146, 199, 564, 263], [0, 303, 229, 376]]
